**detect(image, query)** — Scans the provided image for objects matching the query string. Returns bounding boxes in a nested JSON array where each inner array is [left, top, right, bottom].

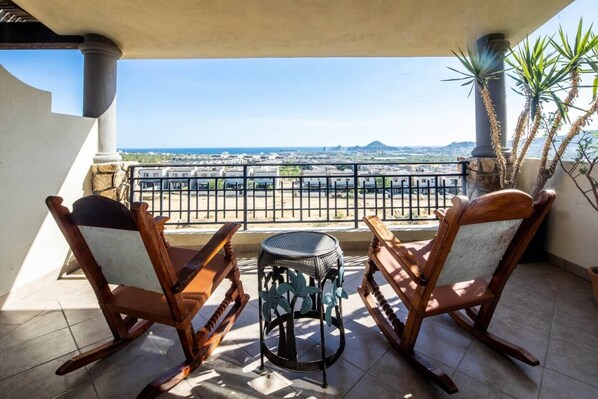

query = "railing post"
[[461, 161, 469, 196], [353, 163, 359, 228], [243, 165, 248, 230], [129, 165, 136, 206]]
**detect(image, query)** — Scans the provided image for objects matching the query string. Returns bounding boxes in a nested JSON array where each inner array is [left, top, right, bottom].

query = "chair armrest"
[[433, 209, 446, 220], [172, 222, 241, 292], [154, 216, 169, 228], [154, 216, 171, 248], [363, 215, 427, 285]]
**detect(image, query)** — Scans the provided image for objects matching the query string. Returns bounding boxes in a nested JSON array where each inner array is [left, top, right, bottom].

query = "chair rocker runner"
[[46, 195, 249, 398], [358, 189, 556, 394]]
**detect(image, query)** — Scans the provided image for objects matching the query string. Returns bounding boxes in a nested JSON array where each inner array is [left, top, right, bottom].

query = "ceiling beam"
[[0, 22, 82, 49]]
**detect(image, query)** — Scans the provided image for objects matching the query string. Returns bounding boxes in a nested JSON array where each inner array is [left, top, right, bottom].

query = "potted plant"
[[559, 130, 598, 305], [448, 20, 598, 199]]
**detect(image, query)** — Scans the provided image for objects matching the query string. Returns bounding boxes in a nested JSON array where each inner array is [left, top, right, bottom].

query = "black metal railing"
[[129, 161, 468, 229]]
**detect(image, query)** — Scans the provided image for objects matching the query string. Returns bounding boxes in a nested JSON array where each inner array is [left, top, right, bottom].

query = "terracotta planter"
[[589, 267, 598, 307]]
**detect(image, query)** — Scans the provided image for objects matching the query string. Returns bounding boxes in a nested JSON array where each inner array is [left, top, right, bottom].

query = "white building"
[[195, 167, 224, 189], [223, 167, 249, 188], [167, 166, 198, 189], [301, 168, 328, 188], [137, 166, 170, 190], [252, 166, 280, 188]]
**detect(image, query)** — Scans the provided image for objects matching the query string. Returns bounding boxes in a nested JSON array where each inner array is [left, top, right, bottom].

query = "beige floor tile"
[[158, 379, 199, 398], [278, 356, 364, 399], [412, 318, 473, 369], [545, 337, 598, 387], [0, 324, 19, 340], [0, 351, 90, 399], [148, 323, 186, 365], [539, 368, 598, 399], [450, 372, 516, 399], [53, 381, 99, 399], [92, 352, 173, 399], [328, 319, 389, 371], [485, 314, 550, 364], [492, 303, 554, 338], [85, 333, 164, 379], [0, 328, 77, 379], [0, 310, 68, 349], [0, 309, 42, 325], [343, 374, 402, 399], [69, 315, 113, 349], [457, 341, 542, 399], [187, 349, 300, 399], [368, 348, 454, 398], [3, 258, 598, 398], [61, 307, 103, 326], [23, 279, 94, 303]]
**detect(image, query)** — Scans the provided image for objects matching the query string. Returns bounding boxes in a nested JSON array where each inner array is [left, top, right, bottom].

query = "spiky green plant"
[[530, 21, 598, 198], [507, 35, 569, 188], [448, 19, 598, 198], [447, 47, 507, 186]]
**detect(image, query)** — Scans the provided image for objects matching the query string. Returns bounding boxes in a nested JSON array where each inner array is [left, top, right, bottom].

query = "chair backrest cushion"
[[78, 225, 164, 293], [69, 195, 164, 294], [436, 218, 522, 286]]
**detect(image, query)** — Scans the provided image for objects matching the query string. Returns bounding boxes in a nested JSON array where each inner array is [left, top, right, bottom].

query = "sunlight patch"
[[248, 371, 293, 395]]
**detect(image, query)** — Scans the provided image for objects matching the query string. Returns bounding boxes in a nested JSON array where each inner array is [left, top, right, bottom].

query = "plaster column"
[[79, 34, 122, 163], [471, 33, 510, 157]]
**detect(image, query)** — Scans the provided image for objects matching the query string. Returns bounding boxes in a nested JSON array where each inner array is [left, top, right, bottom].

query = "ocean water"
[[120, 147, 326, 155]]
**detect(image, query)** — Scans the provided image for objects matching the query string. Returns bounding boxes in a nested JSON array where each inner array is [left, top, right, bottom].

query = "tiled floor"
[[1, 253, 597, 398]]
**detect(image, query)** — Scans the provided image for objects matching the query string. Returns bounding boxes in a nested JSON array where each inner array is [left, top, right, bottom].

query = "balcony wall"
[[519, 159, 598, 277], [0, 66, 98, 301]]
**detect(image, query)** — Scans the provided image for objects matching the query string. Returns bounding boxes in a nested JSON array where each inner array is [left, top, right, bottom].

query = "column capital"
[[79, 34, 122, 59], [80, 33, 121, 163], [476, 33, 510, 54]]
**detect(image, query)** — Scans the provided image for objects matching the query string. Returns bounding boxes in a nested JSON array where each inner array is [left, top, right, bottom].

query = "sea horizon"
[[119, 146, 328, 155]]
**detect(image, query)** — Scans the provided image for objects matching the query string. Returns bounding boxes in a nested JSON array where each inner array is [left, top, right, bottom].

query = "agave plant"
[[530, 21, 598, 198], [448, 19, 598, 197], [506, 35, 569, 188], [447, 47, 508, 185]]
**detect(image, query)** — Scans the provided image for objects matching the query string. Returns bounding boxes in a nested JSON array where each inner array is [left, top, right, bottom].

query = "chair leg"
[[138, 280, 250, 399], [401, 349, 459, 394], [358, 261, 458, 394], [56, 319, 153, 375], [449, 310, 540, 366]]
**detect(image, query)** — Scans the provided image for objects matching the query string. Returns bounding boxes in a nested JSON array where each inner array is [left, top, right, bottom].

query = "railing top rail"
[[130, 160, 469, 169]]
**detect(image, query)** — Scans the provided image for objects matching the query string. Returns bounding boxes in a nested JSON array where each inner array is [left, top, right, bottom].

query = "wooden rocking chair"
[[358, 189, 556, 394], [46, 195, 249, 398]]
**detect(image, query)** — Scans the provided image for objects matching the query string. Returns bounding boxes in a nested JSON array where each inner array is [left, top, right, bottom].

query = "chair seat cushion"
[[373, 245, 495, 317], [108, 246, 234, 326]]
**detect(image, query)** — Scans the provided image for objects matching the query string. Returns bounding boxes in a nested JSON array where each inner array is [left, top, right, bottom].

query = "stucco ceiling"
[[14, 0, 574, 59]]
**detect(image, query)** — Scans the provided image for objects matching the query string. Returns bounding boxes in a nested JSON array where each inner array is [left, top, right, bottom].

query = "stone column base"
[[91, 162, 136, 204], [466, 157, 503, 198]]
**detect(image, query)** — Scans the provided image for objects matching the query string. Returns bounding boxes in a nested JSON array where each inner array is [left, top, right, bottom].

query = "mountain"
[[327, 139, 476, 155], [348, 141, 396, 151], [442, 141, 475, 150]]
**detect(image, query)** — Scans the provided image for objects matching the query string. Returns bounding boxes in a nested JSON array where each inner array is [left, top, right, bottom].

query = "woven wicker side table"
[[257, 231, 346, 388]]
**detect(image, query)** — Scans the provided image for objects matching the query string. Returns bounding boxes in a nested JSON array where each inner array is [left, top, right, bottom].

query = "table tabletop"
[[258, 231, 343, 279]]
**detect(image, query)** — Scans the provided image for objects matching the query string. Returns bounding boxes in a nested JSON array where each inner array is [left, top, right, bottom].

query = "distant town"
[[120, 140, 476, 165]]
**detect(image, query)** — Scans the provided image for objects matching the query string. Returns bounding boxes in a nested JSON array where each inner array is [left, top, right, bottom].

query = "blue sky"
[[1, 0, 597, 148]]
